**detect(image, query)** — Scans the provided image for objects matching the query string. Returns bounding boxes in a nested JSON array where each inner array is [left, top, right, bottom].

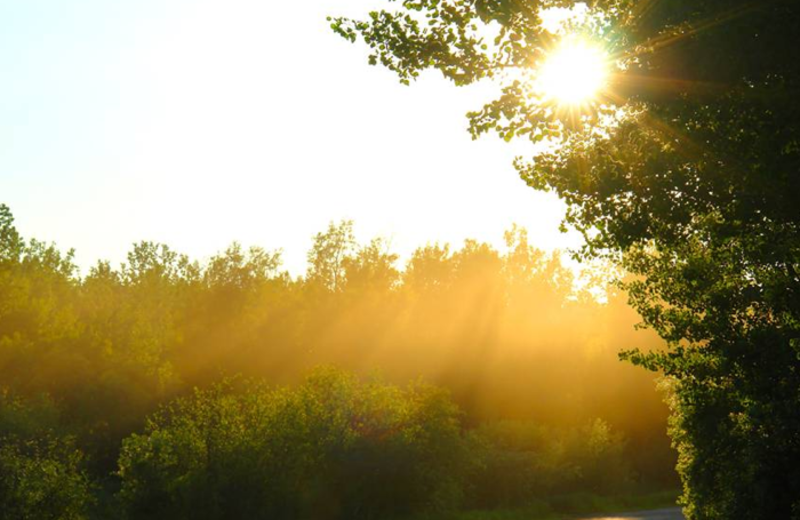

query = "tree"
[[306, 220, 356, 293], [332, 1, 800, 518], [343, 238, 400, 295], [0, 205, 23, 263]]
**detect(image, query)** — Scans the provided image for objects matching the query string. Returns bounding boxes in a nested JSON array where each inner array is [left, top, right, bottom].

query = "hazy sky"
[[0, 0, 580, 275]]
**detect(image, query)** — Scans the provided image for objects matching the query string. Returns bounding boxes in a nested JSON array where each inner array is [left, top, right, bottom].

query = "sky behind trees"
[[0, 0, 579, 275]]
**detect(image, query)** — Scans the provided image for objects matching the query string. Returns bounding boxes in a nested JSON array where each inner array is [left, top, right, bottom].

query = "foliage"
[[0, 390, 61, 439], [0, 204, 675, 513], [469, 419, 632, 508], [332, 0, 800, 518], [0, 204, 671, 477], [117, 368, 470, 520], [0, 435, 92, 520], [0, 390, 93, 519]]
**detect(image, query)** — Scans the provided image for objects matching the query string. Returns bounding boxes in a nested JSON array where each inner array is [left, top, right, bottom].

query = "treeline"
[[0, 204, 675, 517]]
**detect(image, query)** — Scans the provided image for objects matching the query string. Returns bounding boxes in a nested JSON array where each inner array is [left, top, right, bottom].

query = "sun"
[[537, 40, 609, 106]]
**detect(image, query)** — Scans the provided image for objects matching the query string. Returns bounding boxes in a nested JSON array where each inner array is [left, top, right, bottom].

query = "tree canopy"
[[332, 1, 800, 518], [0, 204, 675, 517]]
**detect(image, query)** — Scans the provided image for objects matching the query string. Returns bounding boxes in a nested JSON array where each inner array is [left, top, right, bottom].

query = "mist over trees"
[[0, 204, 674, 518]]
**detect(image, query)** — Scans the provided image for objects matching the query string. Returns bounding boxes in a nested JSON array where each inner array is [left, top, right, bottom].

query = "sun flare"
[[538, 40, 609, 106]]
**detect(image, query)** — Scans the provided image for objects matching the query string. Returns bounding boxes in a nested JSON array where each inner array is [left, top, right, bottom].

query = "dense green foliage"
[[0, 437, 92, 520], [0, 392, 93, 520], [332, 1, 800, 518], [469, 419, 632, 508], [0, 206, 669, 467], [0, 204, 674, 515], [115, 373, 655, 520], [114, 370, 644, 520], [118, 369, 469, 520]]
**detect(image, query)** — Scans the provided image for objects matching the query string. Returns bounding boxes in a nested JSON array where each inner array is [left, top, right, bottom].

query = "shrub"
[[468, 419, 633, 508], [0, 436, 93, 520], [0, 390, 93, 520], [117, 368, 471, 520], [0, 390, 61, 438]]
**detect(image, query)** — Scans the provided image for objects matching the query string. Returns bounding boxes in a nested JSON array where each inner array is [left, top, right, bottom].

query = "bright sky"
[[0, 0, 581, 276]]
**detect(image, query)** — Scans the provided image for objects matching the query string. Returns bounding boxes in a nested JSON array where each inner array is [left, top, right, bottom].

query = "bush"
[[468, 419, 634, 509], [0, 390, 93, 520], [0, 436, 93, 520], [117, 368, 471, 520]]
